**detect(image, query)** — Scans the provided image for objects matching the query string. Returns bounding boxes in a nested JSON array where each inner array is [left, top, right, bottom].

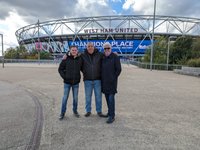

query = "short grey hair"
[[87, 42, 94, 46], [103, 42, 111, 48]]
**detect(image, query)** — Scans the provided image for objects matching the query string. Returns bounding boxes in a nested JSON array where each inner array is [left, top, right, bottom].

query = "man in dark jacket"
[[101, 42, 122, 123], [81, 42, 106, 117], [58, 45, 82, 120]]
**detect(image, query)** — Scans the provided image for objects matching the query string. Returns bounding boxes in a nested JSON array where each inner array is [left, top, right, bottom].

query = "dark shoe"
[[97, 112, 108, 118], [106, 117, 115, 124], [74, 111, 80, 118], [105, 113, 109, 117], [84, 112, 91, 117], [59, 114, 64, 120]]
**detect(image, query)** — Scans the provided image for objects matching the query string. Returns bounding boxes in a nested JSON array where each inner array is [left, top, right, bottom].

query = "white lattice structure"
[[15, 15, 200, 56]]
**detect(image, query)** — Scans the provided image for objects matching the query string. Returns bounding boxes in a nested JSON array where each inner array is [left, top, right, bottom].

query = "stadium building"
[[15, 15, 200, 57]]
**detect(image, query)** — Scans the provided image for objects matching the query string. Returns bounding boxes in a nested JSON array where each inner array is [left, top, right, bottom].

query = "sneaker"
[[59, 114, 64, 120], [106, 117, 115, 124], [84, 112, 91, 117], [74, 111, 80, 118], [97, 112, 108, 118]]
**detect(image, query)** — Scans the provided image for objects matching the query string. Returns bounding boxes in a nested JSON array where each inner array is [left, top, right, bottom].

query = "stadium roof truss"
[[15, 15, 200, 54]]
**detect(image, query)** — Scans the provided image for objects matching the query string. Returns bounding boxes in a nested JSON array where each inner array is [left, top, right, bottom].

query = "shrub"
[[187, 58, 200, 67]]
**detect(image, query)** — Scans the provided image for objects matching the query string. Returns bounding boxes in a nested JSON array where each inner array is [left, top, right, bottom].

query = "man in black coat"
[[101, 42, 122, 123], [58, 45, 82, 120], [81, 42, 106, 117]]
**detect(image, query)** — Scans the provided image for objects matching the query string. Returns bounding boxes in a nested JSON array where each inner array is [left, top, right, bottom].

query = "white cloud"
[[111, 0, 122, 2], [77, 0, 108, 8], [132, 0, 152, 13], [122, 0, 200, 17], [122, 0, 135, 10], [74, 0, 112, 17], [0, 11, 28, 55], [122, 0, 153, 14]]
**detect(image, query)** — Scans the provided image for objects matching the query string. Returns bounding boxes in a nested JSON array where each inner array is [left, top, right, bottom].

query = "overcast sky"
[[1, 0, 200, 55]]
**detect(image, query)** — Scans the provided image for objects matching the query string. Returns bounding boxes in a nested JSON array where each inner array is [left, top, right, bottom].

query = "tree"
[[143, 36, 168, 64], [16, 45, 28, 59], [4, 45, 28, 59], [40, 50, 53, 59], [170, 36, 193, 64], [4, 47, 17, 59], [28, 49, 53, 59], [191, 38, 200, 58]]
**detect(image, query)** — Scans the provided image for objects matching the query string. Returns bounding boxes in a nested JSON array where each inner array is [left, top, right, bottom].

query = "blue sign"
[[68, 39, 151, 54]]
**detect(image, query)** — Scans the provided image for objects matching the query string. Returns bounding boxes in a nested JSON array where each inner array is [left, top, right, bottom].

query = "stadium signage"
[[70, 40, 133, 48], [68, 39, 151, 54], [35, 42, 42, 50], [84, 28, 138, 34]]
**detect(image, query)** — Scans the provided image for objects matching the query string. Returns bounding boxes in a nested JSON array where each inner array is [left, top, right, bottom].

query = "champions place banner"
[[68, 40, 151, 54]]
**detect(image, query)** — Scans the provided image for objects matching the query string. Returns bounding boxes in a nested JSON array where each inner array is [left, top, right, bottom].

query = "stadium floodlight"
[[150, 0, 156, 71], [0, 33, 4, 68]]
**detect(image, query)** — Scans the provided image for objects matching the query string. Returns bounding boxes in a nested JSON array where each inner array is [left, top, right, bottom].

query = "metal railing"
[[3, 59, 61, 64], [1, 58, 182, 71], [130, 61, 182, 70], [120, 58, 182, 70]]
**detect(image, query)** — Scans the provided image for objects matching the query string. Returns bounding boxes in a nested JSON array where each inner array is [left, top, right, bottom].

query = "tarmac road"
[[0, 63, 200, 150]]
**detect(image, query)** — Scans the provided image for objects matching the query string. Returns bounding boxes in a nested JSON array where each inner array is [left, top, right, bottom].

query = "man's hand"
[[62, 54, 67, 60], [113, 52, 118, 55]]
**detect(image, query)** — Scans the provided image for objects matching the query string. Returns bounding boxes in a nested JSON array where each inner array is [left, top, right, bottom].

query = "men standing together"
[[58, 42, 121, 123]]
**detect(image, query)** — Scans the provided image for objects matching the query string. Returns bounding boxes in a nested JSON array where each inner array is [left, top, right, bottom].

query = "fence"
[[120, 58, 182, 70], [1, 58, 182, 71], [1, 59, 61, 64]]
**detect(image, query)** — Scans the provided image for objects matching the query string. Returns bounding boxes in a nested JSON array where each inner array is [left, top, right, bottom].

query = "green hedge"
[[187, 58, 200, 67]]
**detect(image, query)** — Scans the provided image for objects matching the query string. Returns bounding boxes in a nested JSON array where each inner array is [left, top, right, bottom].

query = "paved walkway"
[[0, 63, 200, 150]]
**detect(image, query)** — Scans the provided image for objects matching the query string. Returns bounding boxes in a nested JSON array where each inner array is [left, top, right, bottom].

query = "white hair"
[[103, 42, 111, 48]]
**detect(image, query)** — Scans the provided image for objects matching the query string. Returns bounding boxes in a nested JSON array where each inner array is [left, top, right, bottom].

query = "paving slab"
[[0, 63, 200, 150]]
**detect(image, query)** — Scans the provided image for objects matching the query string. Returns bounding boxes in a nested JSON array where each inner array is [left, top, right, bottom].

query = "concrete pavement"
[[0, 81, 35, 149], [0, 63, 200, 150]]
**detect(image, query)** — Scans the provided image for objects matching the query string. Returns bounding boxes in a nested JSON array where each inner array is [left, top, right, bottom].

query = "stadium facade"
[[15, 15, 200, 56]]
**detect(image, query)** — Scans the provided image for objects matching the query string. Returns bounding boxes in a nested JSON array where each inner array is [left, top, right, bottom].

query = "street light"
[[167, 36, 176, 70], [150, 0, 156, 70], [0, 33, 4, 68], [37, 20, 40, 65]]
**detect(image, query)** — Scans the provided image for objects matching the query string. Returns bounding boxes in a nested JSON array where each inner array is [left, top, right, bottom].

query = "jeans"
[[61, 83, 79, 115], [105, 94, 115, 119], [84, 80, 102, 113]]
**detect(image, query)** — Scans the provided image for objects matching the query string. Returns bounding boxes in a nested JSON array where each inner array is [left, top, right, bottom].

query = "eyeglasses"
[[104, 47, 110, 50]]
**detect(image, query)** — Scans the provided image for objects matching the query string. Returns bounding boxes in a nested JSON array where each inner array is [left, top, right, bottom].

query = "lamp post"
[[150, 0, 156, 70], [0, 33, 4, 68], [37, 20, 40, 65], [167, 36, 176, 70]]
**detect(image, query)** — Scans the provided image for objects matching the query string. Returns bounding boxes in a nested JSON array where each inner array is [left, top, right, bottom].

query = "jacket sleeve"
[[114, 55, 122, 77], [58, 60, 66, 80]]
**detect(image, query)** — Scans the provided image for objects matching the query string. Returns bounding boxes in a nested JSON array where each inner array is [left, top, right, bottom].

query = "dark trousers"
[[105, 94, 115, 119]]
